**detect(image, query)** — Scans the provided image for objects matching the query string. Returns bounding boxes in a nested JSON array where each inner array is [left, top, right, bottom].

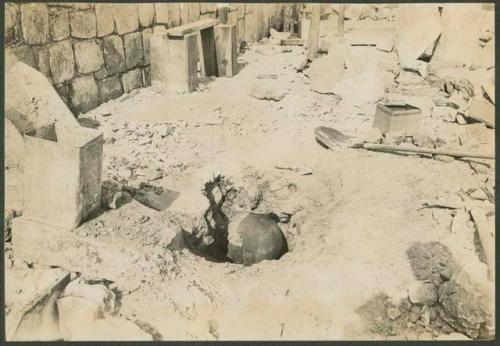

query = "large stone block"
[[154, 3, 169, 24], [168, 3, 181, 27], [11, 217, 144, 282], [49, 7, 70, 41], [121, 69, 143, 94], [5, 45, 37, 72], [215, 24, 238, 77], [49, 40, 75, 84], [69, 10, 96, 39], [114, 4, 139, 35], [98, 76, 123, 103], [5, 119, 26, 170], [20, 3, 49, 45], [102, 35, 126, 75], [5, 268, 71, 341], [5, 62, 78, 134], [142, 28, 153, 65], [34, 46, 52, 80], [188, 3, 200, 22], [95, 3, 115, 37], [138, 3, 155, 27], [54, 83, 70, 105], [70, 76, 100, 114], [74, 40, 104, 74], [123, 32, 144, 69], [200, 3, 217, 14], [5, 3, 21, 46]]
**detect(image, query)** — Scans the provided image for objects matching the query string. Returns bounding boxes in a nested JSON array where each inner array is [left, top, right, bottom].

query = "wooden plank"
[[200, 26, 218, 77], [214, 24, 238, 77], [167, 18, 220, 37], [307, 4, 321, 60]]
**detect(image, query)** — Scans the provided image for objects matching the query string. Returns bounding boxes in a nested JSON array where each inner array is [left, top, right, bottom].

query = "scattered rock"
[[61, 277, 116, 315], [408, 281, 438, 305], [250, 81, 287, 101], [406, 242, 457, 285], [386, 306, 401, 320]]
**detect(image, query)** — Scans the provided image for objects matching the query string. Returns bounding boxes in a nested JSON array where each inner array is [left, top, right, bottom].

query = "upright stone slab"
[[123, 32, 144, 69], [20, 3, 49, 45], [214, 24, 238, 77], [74, 40, 104, 74], [34, 46, 52, 80], [49, 7, 70, 41], [95, 4, 115, 37], [102, 35, 126, 75], [49, 40, 75, 84], [22, 123, 103, 229], [142, 28, 153, 65], [198, 26, 218, 77], [5, 62, 78, 134], [69, 10, 97, 39], [151, 29, 198, 93]]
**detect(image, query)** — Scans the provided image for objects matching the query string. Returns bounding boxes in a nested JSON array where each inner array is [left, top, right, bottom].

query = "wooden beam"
[[307, 4, 321, 60], [166, 18, 219, 37]]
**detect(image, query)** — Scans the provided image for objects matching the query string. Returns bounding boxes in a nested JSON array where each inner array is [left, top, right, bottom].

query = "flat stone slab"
[[166, 18, 219, 37]]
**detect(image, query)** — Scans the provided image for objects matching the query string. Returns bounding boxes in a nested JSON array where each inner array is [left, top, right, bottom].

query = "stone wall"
[[5, 3, 289, 115]]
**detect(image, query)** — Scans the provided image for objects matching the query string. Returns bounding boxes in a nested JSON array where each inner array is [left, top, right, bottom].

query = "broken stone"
[[438, 269, 493, 339], [6, 268, 71, 341], [132, 186, 179, 211], [250, 81, 287, 101], [408, 281, 438, 305], [435, 333, 471, 341], [61, 278, 116, 315], [468, 188, 489, 201], [406, 242, 457, 284], [455, 113, 467, 125], [467, 97, 495, 128], [433, 155, 455, 163], [308, 53, 345, 94], [57, 296, 100, 340], [5, 119, 26, 170], [6, 62, 78, 133], [386, 306, 401, 320]]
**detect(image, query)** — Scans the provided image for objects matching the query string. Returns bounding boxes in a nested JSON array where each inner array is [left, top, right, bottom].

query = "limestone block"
[[70, 76, 100, 114], [138, 3, 155, 27], [5, 119, 26, 170], [74, 40, 104, 74], [154, 3, 169, 24], [12, 217, 143, 282], [49, 7, 70, 41], [114, 4, 139, 35], [123, 32, 144, 69], [5, 268, 71, 341], [49, 40, 75, 84], [102, 35, 126, 75], [20, 3, 49, 45], [142, 28, 153, 65], [95, 4, 115, 37], [98, 76, 123, 103], [69, 10, 97, 39], [5, 3, 22, 46], [5, 62, 78, 133], [122, 69, 143, 94]]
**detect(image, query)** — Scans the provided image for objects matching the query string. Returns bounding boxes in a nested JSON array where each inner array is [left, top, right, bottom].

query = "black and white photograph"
[[3, 1, 496, 341]]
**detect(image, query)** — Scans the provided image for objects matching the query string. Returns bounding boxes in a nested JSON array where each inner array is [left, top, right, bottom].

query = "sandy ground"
[[5, 17, 495, 341]]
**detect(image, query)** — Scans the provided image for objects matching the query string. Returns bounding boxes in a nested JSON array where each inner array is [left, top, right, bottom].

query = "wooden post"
[[337, 4, 345, 37], [307, 4, 321, 60], [214, 24, 238, 77]]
